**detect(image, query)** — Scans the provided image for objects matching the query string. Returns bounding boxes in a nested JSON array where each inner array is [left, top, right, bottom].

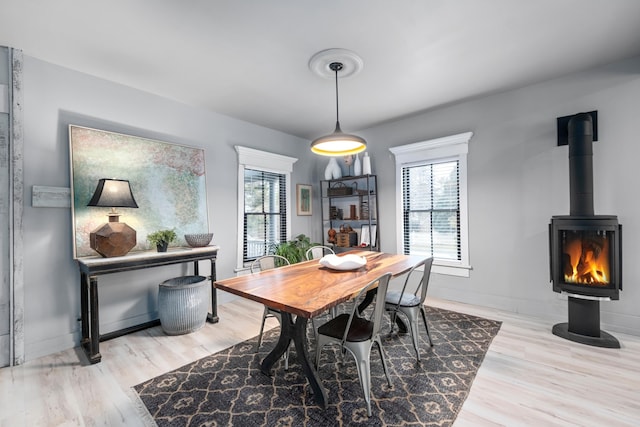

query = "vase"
[[331, 158, 342, 179], [157, 242, 168, 252], [354, 153, 362, 176], [362, 152, 372, 175], [325, 158, 337, 180]]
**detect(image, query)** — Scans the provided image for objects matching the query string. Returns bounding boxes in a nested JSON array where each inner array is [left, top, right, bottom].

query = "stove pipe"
[[568, 113, 594, 216]]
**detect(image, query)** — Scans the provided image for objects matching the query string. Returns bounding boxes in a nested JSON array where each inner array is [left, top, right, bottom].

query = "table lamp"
[[87, 178, 139, 257]]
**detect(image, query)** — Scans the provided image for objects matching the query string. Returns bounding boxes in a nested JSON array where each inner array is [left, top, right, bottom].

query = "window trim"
[[389, 132, 472, 277], [235, 146, 298, 270]]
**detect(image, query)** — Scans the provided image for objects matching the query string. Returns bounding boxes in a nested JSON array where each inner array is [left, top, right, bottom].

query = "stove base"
[[552, 322, 620, 348]]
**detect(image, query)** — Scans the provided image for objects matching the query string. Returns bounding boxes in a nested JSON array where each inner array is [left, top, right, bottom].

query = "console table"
[[76, 245, 220, 364]]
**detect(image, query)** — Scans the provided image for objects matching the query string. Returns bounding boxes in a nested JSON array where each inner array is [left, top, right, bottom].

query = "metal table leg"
[[207, 258, 218, 323], [80, 272, 90, 349], [261, 313, 328, 408]]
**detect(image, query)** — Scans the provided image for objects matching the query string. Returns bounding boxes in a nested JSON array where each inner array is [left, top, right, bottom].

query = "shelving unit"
[[320, 174, 379, 252]]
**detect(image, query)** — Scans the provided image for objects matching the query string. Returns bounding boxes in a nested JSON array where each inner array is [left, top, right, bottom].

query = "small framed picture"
[[296, 184, 312, 216]]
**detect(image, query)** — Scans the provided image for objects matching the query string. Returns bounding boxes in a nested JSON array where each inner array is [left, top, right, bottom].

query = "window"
[[235, 146, 297, 268], [402, 160, 460, 260], [390, 132, 472, 277], [243, 169, 286, 261]]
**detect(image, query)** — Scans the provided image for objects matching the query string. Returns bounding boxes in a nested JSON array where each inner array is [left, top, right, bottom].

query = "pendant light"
[[311, 61, 366, 156]]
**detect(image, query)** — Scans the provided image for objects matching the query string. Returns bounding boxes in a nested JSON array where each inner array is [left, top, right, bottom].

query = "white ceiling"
[[2, 0, 640, 140]]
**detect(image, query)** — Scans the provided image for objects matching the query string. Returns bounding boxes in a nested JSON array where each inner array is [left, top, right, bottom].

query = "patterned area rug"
[[133, 306, 501, 426]]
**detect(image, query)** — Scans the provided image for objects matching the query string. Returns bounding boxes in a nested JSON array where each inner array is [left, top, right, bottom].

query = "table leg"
[[80, 272, 89, 349], [80, 272, 101, 364], [360, 289, 409, 333], [207, 258, 218, 323], [357, 288, 376, 314], [261, 313, 328, 408], [394, 315, 409, 334], [88, 276, 101, 364]]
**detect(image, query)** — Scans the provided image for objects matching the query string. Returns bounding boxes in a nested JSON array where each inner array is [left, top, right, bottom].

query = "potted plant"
[[271, 233, 320, 264], [147, 229, 177, 252]]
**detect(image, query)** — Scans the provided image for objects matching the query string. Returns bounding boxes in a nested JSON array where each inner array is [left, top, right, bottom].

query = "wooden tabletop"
[[214, 250, 426, 318]]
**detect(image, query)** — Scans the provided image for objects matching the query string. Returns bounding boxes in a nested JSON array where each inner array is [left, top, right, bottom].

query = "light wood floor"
[[1, 297, 639, 426]]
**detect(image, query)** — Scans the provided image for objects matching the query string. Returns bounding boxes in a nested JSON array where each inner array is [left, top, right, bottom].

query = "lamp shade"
[[87, 178, 138, 257], [311, 122, 367, 156], [87, 178, 138, 208]]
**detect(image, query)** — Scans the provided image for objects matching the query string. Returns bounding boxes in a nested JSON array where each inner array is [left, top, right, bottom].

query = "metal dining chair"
[[315, 272, 393, 417], [385, 257, 433, 361], [305, 245, 335, 261], [251, 255, 291, 368]]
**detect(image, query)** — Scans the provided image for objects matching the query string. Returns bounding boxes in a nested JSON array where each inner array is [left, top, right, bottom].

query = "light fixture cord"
[[329, 61, 344, 129], [334, 65, 340, 125]]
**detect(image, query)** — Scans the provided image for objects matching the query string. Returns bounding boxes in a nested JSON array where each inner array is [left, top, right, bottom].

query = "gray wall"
[[360, 55, 640, 336], [22, 56, 320, 360]]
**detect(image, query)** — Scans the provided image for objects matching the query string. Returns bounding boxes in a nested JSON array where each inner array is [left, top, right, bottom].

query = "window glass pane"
[[406, 166, 432, 210], [402, 159, 460, 261], [406, 211, 432, 255], [245, 214, 266, 258], [433, 211, 460, 260], [432, 161, 458, 209], [243, 168, 286, 261]]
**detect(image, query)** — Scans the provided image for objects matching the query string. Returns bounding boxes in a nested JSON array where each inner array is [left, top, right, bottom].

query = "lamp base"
[[90, 222, 136, 257]]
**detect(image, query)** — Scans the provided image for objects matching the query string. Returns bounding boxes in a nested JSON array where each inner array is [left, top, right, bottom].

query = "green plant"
[[271, 233, 320, 264], [147, 229, 177, 247]]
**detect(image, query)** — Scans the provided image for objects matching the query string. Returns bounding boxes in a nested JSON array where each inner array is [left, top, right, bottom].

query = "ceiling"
[[2, 1, 640, 140]]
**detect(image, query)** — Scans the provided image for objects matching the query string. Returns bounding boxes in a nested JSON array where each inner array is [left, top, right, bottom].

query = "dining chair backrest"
[[395, 257, 433, 307], [250, 255, 290, 273], [415, 257, 433, 304], [341, 272, 392, 347], [305, 245, 335, 261]]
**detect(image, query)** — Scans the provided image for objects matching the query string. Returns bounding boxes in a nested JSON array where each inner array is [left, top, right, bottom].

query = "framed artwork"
[[296, 184, 312, 216], [69, 125, 209, 258]]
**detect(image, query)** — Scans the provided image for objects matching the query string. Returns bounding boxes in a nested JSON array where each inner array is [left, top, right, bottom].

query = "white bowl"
[[319, 254, 367, 271]]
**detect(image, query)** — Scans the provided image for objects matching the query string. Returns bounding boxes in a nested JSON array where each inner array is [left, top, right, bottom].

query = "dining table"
[[214, 250, 426, 408]]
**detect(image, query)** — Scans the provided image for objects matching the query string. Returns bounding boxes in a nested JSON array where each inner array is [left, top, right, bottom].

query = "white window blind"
[[402, 160, 460, 261], [243, 169, 287, 262]]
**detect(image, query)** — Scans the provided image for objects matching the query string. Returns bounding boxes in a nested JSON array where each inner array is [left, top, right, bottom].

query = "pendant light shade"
[[311, 122, 367, 156], [311, 61, 366, 156]]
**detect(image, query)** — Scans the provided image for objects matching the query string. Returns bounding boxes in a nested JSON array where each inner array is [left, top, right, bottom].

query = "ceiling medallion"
[[308, 48, 364, 79]]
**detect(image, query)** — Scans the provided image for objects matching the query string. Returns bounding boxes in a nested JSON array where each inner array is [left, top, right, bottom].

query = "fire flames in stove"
[[561, 230, 610, 285]]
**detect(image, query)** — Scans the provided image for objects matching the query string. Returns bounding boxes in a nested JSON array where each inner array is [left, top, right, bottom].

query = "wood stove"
[[549, 112, 622, 348]]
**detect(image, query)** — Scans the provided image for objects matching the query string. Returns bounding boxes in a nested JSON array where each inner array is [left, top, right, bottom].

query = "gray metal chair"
[[305, 245, 335, 261], [251, 255, 291, 368], [385, 257, 433, 361], [315, 272, 393, 417]]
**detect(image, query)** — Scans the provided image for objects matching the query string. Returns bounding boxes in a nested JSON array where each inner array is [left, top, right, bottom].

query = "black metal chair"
[[305, 245, 335, 261], [385, 257, 433, 361], [315, 272, 393, 416], [250, 255, 291, 368]]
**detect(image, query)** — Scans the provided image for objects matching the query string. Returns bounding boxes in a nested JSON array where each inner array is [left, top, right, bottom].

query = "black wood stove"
[[549, 112, 622, 348]]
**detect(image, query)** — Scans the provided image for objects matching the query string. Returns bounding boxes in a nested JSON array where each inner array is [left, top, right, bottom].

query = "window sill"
[[432, 263, 471, 278]]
